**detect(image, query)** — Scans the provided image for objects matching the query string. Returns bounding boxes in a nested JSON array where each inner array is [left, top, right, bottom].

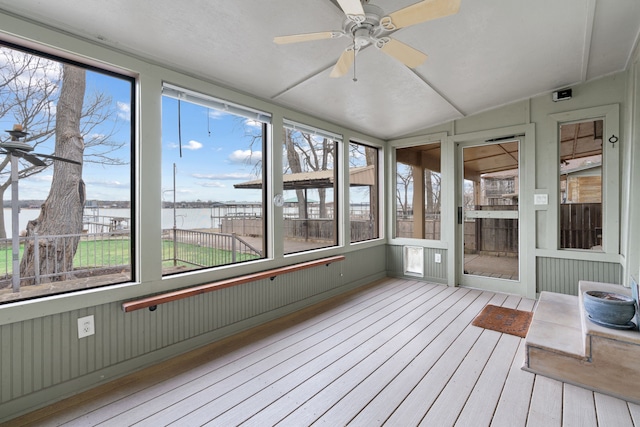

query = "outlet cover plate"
[[78, 315, 95, 339]]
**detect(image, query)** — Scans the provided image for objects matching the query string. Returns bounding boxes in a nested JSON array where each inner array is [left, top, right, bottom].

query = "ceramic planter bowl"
[[583, 290, 636, 327]]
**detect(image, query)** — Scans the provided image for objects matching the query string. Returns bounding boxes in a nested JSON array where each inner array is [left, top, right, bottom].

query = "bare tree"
[[19, 64, 86, 284], [0, 50, 59, 237], [283, 128, 306, 218], [284, 130, 334, 218], [0, 47, 126, 237], [425, 171, 443, 217], [396, 163, 413, 217]]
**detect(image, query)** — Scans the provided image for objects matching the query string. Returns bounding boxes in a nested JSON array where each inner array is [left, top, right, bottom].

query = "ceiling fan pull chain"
[[353, 39, 358, 82], [178, 99, 183, 158]]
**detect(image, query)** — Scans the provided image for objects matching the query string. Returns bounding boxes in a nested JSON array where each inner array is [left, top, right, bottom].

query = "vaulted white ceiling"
[[1, 0, 638, 140]]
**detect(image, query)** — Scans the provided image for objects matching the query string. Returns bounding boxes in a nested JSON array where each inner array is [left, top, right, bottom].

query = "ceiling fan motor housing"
[[343, 3, 388, 49]]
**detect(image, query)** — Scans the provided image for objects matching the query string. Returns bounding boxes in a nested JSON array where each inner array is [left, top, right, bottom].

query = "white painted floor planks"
[[7, 278, 640, 427]]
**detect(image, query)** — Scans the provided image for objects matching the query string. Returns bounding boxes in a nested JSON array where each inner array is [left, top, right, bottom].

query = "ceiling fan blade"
[[12, 150, 47, 167], [330, 49, 355, 78], [383, 0, 461, 30], [32, 152, 81, 165], [274, 31, 342, 44], [336, 0, 365, 18], [380, 38, 428, 68]]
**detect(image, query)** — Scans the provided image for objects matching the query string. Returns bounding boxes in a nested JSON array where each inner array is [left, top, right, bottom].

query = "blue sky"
[[0, 50, 264, 203], [0, 46, 364, 205], [0, 64, 133, 202], [161, 97, 263, 203]]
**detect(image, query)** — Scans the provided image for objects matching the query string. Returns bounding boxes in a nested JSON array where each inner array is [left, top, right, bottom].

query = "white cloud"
[[0, 48, 61, 88], [201, 182, 226, 188], [85, 179, 128, 189], [26, 174, 53, 183], [192, 172, 253, 180], [209, 109, 228, 119], [166, 140, 203, 151], [117, 101, 131, 121], [244, 118, 262, 128], [182, 140, 203, 151], [228, 149, 261, 164]]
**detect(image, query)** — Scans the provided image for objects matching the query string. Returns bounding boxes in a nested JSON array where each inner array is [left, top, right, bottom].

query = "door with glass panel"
[[458, 138, 520, 291]]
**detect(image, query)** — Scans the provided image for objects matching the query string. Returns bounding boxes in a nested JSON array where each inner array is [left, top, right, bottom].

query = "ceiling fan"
[[3, 126, 80, 292], [274, 0, 461, 78], [0, 140, 81, 167], [3, 125, 81, 167]]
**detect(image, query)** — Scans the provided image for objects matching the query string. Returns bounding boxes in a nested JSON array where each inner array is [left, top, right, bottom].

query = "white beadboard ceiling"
[[0, 0, 638, 140]]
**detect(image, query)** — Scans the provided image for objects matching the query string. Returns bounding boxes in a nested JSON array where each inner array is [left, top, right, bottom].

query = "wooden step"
[[525, 291, 586, 360], [524, 281, 640, 404]]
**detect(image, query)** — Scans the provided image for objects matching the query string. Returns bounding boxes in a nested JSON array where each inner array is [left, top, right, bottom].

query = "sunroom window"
[[161, 85, 269, 275], [282, 120, 339, 254], [559, 119, 604, 250], [552, 104, 619, 255], [395, 142, 442, 240], [0, 43, 134, 304], [349, 141, 380, 243]]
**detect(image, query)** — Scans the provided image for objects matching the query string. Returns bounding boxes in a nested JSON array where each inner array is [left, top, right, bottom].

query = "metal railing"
[[0, 230, 130, 288], [161, 228, 263, 269]]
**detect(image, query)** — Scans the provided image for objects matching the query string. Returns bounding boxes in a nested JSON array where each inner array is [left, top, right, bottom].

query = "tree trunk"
[[426, 171, 434, 214], [364, 145, 378, 230], [284, 130, 306, 218], [0, 186, 7, 239], [19, 64, 85, 285]]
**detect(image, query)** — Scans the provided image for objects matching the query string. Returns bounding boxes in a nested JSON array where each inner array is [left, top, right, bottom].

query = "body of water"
[[0, 207, 259, 238], [2, 203, 362, 237]]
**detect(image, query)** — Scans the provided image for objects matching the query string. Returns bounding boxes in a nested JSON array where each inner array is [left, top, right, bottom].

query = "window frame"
[[281, 119, 341, 255], [0, 40, 136, 305], [348, 140, 381, 244], [392, 140, 444, 242], [550, 104, 620, 255], [160, 84, 271, 275]]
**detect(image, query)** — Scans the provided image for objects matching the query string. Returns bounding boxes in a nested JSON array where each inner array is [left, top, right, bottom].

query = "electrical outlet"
[[434, 253, 442, 263], [78, 315, 95, 339]]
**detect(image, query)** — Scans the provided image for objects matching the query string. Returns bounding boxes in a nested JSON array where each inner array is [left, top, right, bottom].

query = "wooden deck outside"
[[7, 278, 640, 426]]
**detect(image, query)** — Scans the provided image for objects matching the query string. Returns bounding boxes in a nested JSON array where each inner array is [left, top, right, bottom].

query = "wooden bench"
[[122, 255, 345, 312]]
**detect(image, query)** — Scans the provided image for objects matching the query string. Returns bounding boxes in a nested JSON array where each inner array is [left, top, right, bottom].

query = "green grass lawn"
[[161, 240, 260, 269], [0, 237, 260, 275], [0, 238, 132, 274]]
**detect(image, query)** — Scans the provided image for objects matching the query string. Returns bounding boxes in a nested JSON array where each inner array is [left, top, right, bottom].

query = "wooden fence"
[[221, 217, 378, 243], [560, 203, 602, 249]]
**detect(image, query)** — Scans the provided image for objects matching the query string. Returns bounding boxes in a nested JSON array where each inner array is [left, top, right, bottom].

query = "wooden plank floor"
[[7, 278, 640, 426]]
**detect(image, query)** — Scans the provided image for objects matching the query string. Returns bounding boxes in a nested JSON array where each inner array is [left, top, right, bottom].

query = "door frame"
[[447, 124, 536, 299]]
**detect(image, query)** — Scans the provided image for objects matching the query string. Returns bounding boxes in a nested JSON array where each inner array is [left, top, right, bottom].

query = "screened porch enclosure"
[[234, 166, 378, 246]]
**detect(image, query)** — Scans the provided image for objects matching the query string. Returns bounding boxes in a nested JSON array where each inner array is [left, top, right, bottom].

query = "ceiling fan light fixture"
[[274, 0, 460, 78], [353, 27, 372, 48]]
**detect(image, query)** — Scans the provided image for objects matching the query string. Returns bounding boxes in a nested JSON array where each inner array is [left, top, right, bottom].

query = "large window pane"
[[161, 88, 266, 275], [282, 124, 338, 254], [0, 44, 133, 304], [395, 142, 441, 240], [559, 119, 603, 250], [349, 141, 379, 242]]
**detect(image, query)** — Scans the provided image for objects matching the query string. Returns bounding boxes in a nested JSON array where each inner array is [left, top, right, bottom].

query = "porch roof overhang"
[[396, 120, 601, 182], [234, 165, 375, 190]]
